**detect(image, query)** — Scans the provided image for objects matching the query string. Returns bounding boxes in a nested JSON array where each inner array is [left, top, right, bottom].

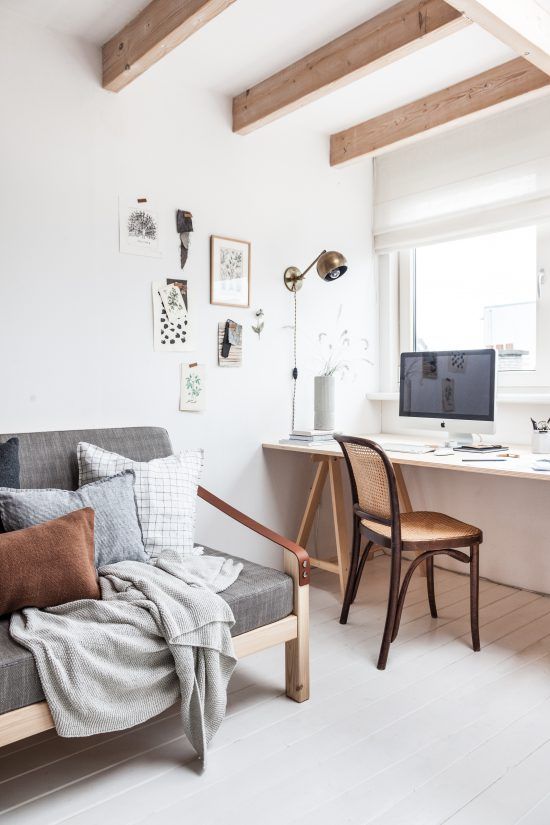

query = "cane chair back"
[[334, 436, 399, 527]]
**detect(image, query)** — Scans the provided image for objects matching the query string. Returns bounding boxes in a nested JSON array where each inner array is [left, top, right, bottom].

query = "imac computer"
[[399, 349, 496, 446]]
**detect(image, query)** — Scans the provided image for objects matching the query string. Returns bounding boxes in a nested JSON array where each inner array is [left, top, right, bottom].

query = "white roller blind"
[[373, 97, 550, 253]]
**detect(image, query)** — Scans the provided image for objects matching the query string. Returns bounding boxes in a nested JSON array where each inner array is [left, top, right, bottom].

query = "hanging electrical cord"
[[291, 288, 298, 432]]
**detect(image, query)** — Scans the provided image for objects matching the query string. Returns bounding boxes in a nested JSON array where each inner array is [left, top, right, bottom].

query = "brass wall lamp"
[[284, 249, 348, 431], [283, 250, 348, 292]]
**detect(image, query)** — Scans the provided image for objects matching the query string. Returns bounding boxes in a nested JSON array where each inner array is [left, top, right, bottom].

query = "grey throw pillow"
[[0, 471, 147, 567]]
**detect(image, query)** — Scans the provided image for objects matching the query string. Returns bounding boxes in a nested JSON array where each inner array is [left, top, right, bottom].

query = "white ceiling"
[[1, 0, 543, 137], [0, 0, 150, 44]]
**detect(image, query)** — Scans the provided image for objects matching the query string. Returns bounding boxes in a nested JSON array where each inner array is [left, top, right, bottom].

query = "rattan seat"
[[361, 511, 482, 550]]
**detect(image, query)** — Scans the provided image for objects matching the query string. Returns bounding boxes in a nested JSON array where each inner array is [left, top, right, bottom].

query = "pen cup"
[[532, 431, 550, 454]]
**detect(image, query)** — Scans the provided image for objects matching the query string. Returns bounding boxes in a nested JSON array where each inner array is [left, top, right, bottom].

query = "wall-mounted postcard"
[[210, 235, 250, 307], [180, 364, 205, 411], [218, 320, 243, 367], [152, 279, 192, 351], [159, 283, 188, 323], [120, 200, 162, 257]]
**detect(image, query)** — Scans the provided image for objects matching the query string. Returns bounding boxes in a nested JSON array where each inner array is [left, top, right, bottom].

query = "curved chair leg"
[[351, 541, 373, 604], [377, 542, 402, 670], [427, 555, 437, 618], [470, 542, 480, 652], [339, 518, 361, 624], [391, 548, 470, 644], [390, 550, 425, 642]]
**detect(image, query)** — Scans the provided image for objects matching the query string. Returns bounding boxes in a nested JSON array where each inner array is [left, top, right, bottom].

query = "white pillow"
[[77, 442, 203, 560]]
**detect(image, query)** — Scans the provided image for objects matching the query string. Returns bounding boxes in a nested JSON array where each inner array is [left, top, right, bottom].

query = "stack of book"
[[279, 429, 336, 447]]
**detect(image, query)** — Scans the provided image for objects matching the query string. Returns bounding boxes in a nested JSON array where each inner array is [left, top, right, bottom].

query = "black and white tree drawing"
[[120, 201, 162, 257], [127, 209, 158, 241]]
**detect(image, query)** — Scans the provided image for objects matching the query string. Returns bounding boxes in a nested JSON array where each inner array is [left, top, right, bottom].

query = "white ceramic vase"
[[314, 375, 336, 431]]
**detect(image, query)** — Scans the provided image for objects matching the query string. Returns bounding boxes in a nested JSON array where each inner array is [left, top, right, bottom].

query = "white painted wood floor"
[[3, 555, 550, 824]]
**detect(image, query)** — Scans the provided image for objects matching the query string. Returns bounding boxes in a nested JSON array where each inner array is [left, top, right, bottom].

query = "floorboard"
[[1, 557, 549, 825]]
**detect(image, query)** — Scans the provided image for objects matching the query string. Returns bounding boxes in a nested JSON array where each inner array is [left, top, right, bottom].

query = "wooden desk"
[[263, 434, 550, 596]]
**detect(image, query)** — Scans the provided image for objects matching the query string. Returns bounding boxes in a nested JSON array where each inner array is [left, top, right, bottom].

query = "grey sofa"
[[0, 427, 310, 749]]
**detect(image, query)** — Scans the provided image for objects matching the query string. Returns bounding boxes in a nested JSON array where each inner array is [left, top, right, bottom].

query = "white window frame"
[[380, 223, 550, 392]]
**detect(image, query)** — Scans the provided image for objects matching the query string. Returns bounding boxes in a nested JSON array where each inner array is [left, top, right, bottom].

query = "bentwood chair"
[[334, 435, 483, 670]]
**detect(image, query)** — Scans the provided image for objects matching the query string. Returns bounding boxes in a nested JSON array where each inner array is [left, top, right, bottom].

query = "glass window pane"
[[414, 226, 537, 371]]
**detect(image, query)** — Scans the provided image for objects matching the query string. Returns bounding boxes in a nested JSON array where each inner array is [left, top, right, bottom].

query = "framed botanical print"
[[210, 235, 251, 308]]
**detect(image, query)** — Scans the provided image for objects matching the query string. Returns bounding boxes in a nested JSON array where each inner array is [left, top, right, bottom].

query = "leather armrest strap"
[[197, 486, 310, 585]]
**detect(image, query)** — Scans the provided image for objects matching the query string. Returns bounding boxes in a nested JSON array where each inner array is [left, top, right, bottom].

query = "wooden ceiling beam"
[[445, 0, 550, 76], [232, 0, 470, 135], [102, 0, 236, 92], [330, 57, 550, 165]]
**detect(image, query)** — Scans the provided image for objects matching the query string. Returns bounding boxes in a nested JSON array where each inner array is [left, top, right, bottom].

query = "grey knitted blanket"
[[10, 552, 242, 764]]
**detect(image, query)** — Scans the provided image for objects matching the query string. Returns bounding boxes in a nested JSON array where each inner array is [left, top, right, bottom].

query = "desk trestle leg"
[[296, 456, 350, 598]]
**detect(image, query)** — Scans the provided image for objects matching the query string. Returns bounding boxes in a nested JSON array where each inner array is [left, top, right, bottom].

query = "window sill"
[[367, 392, 550, 405]]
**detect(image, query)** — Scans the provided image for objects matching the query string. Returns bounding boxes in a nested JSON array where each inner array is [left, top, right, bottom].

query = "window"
[[379, 222, 550, 392], [413, 227, 538, 373]]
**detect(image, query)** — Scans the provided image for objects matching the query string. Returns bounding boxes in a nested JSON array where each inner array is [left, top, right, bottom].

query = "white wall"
[[0, 9, 379, 567]]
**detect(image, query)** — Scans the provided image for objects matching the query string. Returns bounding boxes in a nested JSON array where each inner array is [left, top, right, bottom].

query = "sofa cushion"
[[0, 471, 147, 567], [0, 428, 173, 492], [78, 442, 203, 560], [0, 437, 19, 489], [0, 546, 293, 714], [0, 437, 20, 534], [0, 616, 45, 712], [206, 548, 293, 636], [0, 508, 100, 615]]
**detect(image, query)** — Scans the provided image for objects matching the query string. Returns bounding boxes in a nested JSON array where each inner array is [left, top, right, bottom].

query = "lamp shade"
[[316, 250, 348, 282]]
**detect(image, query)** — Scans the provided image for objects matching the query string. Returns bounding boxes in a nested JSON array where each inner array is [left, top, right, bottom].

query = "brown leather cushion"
[[0, 508, 100, 614]]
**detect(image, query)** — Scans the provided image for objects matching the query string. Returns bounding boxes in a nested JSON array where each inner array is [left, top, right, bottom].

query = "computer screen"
[[399, 349, 495, 422]]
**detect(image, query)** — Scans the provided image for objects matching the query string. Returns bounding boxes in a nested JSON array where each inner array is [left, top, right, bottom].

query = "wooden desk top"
[[262, 433, 550, 482]]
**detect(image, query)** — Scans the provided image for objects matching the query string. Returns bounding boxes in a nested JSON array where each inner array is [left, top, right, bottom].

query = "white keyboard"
[[379, 443, 434, 454]]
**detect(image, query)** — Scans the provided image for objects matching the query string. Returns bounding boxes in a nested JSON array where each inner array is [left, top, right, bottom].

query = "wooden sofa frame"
[[0, 486, 310, 749]]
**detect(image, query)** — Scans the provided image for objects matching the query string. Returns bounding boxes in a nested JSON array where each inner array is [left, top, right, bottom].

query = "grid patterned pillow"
[[77, 442, 204, 559]]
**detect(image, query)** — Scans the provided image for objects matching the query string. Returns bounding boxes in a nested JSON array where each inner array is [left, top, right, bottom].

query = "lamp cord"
[[291, 288, 298, 433]]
